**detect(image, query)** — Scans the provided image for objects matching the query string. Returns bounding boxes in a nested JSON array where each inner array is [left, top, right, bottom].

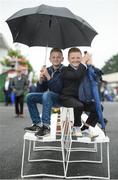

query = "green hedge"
[[0, 73, 7, 102]]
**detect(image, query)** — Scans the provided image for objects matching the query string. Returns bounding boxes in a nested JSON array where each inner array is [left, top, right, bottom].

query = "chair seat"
[[76, 136, 109, 143]]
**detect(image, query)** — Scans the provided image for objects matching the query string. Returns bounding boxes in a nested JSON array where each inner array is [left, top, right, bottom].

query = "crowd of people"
[[3, 47, 108, 138]]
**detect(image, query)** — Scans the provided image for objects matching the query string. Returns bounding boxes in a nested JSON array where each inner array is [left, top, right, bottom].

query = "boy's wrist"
[[81, 62, 87, 69], [46, 75, 51, 81]]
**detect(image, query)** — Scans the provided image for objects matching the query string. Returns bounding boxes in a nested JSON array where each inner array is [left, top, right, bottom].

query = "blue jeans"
[[10, 92, 15, 105], [26, 91, 60, 125]]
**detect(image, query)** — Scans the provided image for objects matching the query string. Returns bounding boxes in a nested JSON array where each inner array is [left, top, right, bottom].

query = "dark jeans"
[[74, 102, 98, 127], [15, 95, 24, 115], [4, 91, 11, 105], [60, 96, 98, 127]]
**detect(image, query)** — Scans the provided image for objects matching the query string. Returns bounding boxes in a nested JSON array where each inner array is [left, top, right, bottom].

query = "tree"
[[102, 53, 118, 74], [8, 49, 22, 58], [0, 49, 33, 73]]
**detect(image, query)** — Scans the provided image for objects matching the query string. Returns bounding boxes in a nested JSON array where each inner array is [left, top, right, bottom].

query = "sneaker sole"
[[72, 133, 83, 137], [35, 133, 50, 138], [90, 135, 99, 140], [24, 130, 39, 133]]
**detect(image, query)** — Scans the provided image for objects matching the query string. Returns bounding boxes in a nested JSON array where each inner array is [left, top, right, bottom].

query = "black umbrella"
[[6, 4, 97, 49]]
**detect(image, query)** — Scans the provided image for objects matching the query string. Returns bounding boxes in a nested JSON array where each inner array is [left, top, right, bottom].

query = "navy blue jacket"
[[78, 65, 103, 102], [36, 64, 64, 94]]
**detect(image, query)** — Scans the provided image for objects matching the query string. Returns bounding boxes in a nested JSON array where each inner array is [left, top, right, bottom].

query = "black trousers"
[[15, 95, 24, 115], [4, 91, 10, 105], [60, 96, 98, 127]]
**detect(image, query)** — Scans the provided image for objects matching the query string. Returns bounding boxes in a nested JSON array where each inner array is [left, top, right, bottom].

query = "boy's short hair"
[[68, 47, 82, 56], [50, 48, 63, 55]]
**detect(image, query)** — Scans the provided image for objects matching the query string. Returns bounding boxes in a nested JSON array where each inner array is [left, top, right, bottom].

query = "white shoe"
[[72, 126, 83, 137], [82, 129, 89, 135], [89, 126, 99, 139]]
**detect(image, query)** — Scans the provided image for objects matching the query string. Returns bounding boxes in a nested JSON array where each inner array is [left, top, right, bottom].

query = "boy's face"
[[68, 52, 82, 68], [17, 70, 22, 76], [49, 51, 63, 67]]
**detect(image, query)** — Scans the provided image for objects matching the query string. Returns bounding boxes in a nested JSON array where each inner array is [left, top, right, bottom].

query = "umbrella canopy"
[[6, 4, 97, 49]]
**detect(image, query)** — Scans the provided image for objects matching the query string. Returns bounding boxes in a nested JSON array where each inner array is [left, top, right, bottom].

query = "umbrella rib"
[[14, 31, 20, 41]]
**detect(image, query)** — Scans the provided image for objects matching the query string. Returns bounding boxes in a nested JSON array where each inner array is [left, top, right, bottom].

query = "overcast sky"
[[0, 0, 118, 74]]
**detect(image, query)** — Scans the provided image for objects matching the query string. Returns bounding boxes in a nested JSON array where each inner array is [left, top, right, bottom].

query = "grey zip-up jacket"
[[11, 75, 29, 96]]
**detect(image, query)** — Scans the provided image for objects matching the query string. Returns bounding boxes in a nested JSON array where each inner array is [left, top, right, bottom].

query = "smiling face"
[[49, 50, 64, 68], [68, 51, 82, 68]]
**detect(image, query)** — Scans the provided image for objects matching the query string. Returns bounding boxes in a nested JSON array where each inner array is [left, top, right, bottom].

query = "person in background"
[[24, 48, 64, 137], [3, 76, 12, 106], [11, 68, 28, 118]]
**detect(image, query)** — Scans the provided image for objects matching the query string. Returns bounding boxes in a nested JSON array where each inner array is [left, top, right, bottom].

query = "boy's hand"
[[86, 53, 92, 65], [82, 52, 92, 65], [39, 66, 51, 81], [39, 66, 45, 83]]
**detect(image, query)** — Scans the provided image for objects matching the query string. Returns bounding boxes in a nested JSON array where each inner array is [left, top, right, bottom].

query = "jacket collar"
[[49, 64, 64, 73]]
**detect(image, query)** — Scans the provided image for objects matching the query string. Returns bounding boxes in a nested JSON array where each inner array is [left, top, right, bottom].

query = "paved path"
[[0, 102, 118, 179]]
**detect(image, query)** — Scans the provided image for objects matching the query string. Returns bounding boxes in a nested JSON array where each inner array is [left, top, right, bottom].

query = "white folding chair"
[[60, 107, 110, 180], [21, 113, 66, 178]]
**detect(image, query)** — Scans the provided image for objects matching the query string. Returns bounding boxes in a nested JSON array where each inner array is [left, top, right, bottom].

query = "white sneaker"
[[89, 126, 99, 139], [82, 128, 89, 135], [72, 126, 83, 137]]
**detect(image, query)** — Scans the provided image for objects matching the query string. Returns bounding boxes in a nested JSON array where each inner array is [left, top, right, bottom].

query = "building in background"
[[0, 32, 11, 74], [102, 72, 118, 101]]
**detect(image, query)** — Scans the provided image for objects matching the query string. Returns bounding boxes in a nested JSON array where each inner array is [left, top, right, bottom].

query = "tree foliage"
[[0, 49, 33, 73], [8, 49, 22, 58], [102, 53, 118, 74], [1, 58, 11, 66]]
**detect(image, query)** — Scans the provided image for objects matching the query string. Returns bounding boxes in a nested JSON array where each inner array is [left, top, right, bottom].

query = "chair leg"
[[28, 140, 32, 161], [21, 139, 26, 178], [107, 142, 110, 180]]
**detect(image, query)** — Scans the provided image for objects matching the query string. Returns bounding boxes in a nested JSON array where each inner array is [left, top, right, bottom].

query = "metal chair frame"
[[21, 107, 110, 179], [61, 107, 110, 180], [21, 113, 66, 178]]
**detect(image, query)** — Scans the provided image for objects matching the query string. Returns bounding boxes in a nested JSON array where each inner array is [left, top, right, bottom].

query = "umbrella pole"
[[43, 45, 48, 67]]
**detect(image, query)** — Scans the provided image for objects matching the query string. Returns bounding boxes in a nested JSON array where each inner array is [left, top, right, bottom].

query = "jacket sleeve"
[[36, 80, 48, 92], [24, 77, 29, 91], [47, 74, 63, 93]]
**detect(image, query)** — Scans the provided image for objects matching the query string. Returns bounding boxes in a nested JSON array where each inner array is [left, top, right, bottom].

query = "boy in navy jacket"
[[25, 48, 64, 137]]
